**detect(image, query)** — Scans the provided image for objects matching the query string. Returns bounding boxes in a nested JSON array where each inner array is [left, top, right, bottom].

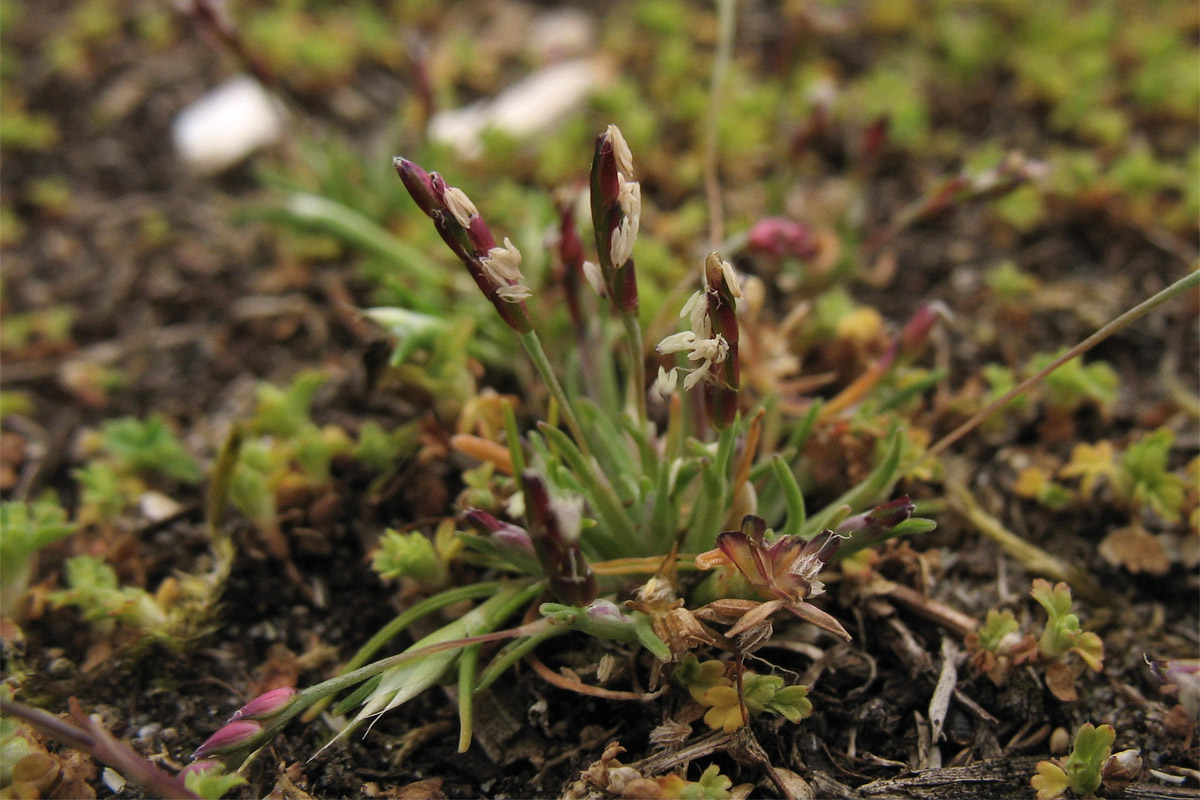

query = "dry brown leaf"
[[1098, 525, 1169, 575], [1044, 660, 1079, 702]]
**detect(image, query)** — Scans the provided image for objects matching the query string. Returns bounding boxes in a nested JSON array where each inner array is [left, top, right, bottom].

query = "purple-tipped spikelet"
[[465, 509, 535, 553], [522, 472, 596, 606], [393, 157, 533, 334], [701, 252, 741, 430], [588, 125, 640, 313], [556, 196, 588, 333], [654, 252, 743, 429], [228, 686, 297, 722], [746, 217, 816, 259], [836, 495, 915, 537], [192, 720, 262, 760], [898, 301, 947, 361]]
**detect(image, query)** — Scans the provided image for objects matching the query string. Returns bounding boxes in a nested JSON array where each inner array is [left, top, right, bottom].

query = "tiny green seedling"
[[677, 656, 814, 733], [0, 497, 75, 615], [1031, 722, 1115, 800], [966, 579, 1104, 701]]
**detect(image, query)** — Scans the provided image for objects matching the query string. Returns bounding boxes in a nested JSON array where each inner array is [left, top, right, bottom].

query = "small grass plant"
[[182, 125, 935, 777]]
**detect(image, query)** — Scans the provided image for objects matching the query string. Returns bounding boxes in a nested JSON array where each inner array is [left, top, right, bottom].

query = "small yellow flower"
[[700, 685, 745, 733]]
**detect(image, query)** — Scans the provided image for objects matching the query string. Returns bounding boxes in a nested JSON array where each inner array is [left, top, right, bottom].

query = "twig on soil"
[[524, 648, 667, 702], [630, 730, 730, 776], [926, 269, 1200, 459], [882, 582, 979, 638], [0, 696, 201, 799], [945, 480, 1105, 603]]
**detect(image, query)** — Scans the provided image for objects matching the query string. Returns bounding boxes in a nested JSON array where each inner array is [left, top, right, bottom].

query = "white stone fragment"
[[429, 59, 609, 159], [172, 76, 284, 174], [528, 8, 595, 61]]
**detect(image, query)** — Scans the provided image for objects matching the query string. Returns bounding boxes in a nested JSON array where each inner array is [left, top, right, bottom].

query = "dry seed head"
[[442, 186, 478, 228], [597, 653, 618, 684], [649, 720, 693, 748]]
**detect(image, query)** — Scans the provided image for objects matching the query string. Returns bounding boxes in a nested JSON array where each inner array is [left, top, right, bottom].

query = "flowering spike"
[[655, 251, 741, 426], [836, 495, 915, 543], [555, 197, 588, 331], [589, 125, 640, 313], [393, 156, 532, 333], [523, 472, 596, 605], [898, 301, 948, 361], [228, 687, 296, 722], [393, 157, 439, 217], [465, 509, 535, 552], [192, 720, 262, 760]]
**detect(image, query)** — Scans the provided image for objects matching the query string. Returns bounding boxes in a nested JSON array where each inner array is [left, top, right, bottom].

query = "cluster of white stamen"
[[480, 237, 531, 303], [607, 124, 634, 177], [653, 257, 742, 393], [443, 186, 479, 228], [656, 328, 729, 391], [648, 366, 678, 403], [716, 257, 743, 299], [607, 125, 640, 268], [581, 260, 606, 297]]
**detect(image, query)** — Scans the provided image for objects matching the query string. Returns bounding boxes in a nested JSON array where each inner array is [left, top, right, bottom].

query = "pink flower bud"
[[192, 720, 262, 760], [393, 157, 440, 217], [586, 599, 625, 624], [464, 510, 534, 552], [746, 218, 815, 259], [898, 302, 948, 360], [229, 686, 297, 721], [837, 496, 915, 535]]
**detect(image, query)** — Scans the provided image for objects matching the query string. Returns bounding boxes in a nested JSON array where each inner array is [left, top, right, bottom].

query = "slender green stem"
[[474, 622, 564, 692], [230, 583, 544, 769], [927, 269, 1200, 458], [282, 193, 444, 284], [457, 644, 481, 752], [622, 312, 648, 424], [519, 329, 591, 457], [704, 0, 737, 250], [502, 399, 526, 491], [300, 581, 509, 722], [341, 582, 509, 677], [770, 454, 807, 538]]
